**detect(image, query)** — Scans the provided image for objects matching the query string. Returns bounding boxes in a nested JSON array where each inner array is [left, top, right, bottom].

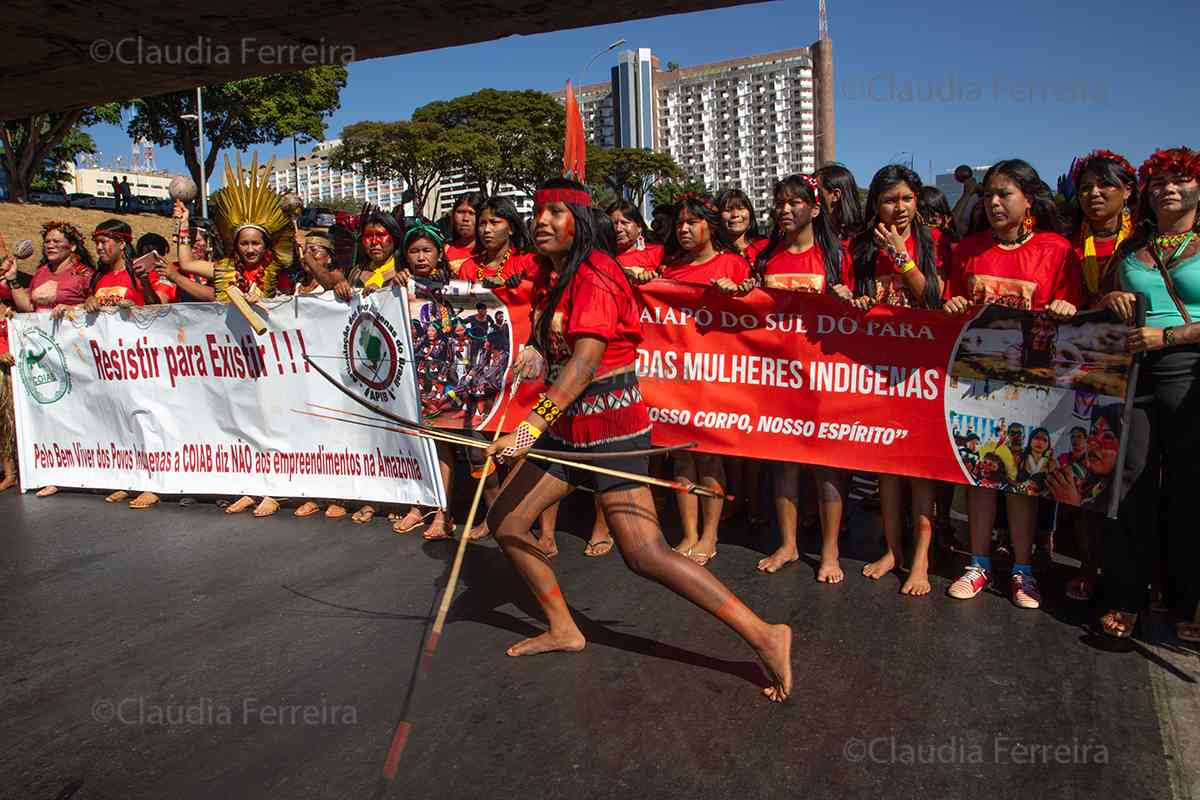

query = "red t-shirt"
[[528, 251, 642, 376], [444, 242, 474, 275], [29, 261, 94, 310], [93, 269, 148, 307], [945, 231, 1083, 312], [761, 242, 852, 293], [660, 251, 750, 285], [743, 238, 769, 263], [458, 250, 536, 284], [616, 243, 664, 271], [869, 227, 951, 307]]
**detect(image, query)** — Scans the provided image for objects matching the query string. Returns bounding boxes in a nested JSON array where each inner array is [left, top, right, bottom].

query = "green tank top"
[[1119, 250, 1200, 328]]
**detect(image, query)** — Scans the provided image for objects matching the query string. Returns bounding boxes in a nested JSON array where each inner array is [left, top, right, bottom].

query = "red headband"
[[534, 188, 591, 208], [1071, 149, 1135, 185], [1138, 147, 1200, 187], [92, 228, 132, 242]]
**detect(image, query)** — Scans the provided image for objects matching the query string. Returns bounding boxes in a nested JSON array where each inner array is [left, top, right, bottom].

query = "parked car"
[[28, 188, 69, 206], [69, 193, 117, 210], [298, 207, 337, 229]]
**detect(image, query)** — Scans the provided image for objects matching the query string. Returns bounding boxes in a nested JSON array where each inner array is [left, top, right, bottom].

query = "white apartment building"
[[431, 171, 533, 220], [66, 164, 174, 200], [555, 45, 834, 221], [262, 139, 408, 210]]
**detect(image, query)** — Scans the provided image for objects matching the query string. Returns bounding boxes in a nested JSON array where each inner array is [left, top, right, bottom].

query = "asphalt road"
[[1, 488, 1196, 800]]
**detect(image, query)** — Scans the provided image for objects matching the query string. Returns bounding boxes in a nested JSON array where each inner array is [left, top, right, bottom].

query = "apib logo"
[[18, 328, 71, 404], [341, 308, 406, 403]]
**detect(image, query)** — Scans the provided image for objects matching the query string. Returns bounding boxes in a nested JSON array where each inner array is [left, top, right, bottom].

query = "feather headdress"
[[210, 152, 293, 298]]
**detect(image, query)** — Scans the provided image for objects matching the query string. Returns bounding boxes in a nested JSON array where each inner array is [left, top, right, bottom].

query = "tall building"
[[430, 172, 534, 220], [554, 41, 834, 221], [261, 139, 408, 211]]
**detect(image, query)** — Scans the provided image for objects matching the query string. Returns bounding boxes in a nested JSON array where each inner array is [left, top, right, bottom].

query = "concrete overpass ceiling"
[[2, 1, 759, 119]]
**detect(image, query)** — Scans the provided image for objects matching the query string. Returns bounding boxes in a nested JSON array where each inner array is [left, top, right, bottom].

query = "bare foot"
[[36, 485, 59, 497], [817, 558, 844, 584], [756, 623, 794, 703], [757, 546, 799, 574], [506, 629, 586, 657], [351, 505, 376, 524], [862, 551, 896, 580], [900, 571, 932, 597], [325, 504, 348, 519], [0, 475, 16, 492], [469, 520, 491, 540], [253, 497, 280, 517], [294, 501, 321, 518], [128, 491, 160, 509], [674, 536, 699, 557], [104, 490, 129, 503], [583, 537, 614, 557], [225, 495, 254, 514]]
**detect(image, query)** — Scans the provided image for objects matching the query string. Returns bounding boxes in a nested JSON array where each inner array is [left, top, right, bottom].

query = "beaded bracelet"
[[534, 394, 563, 426], [501, 420, 543, 460]]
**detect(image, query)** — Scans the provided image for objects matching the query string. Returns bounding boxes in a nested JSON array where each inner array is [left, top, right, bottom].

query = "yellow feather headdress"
[[211, 152, 293, 298]]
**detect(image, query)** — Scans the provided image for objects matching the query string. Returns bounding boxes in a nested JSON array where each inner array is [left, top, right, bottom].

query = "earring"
[[1023, 209, 1035, 232]]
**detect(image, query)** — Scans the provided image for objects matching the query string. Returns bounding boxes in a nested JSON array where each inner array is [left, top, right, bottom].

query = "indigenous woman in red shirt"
[[717, 188, 769, 263], [444, 192, 484, 276], [608, 200, 664, 281], [944, 159, 1083, 611], [85, 220, 161, 311], [484, 178, 792, 702], [458, 196, 536, 287], [6, 220, 96, 498], [1070, 150, 1137, 307], [656, 194, 752, 566], [1059, 149, 1137, 603], [752, 174, 853, 581], [849, 165, 948, 596], [816, 163, 867, 244]]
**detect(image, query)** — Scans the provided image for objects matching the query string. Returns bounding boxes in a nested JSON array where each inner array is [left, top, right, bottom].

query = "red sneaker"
[[948, 565, 991, 600]]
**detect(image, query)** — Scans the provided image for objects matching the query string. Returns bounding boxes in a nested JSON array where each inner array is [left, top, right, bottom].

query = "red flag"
[[563, 81, 586, 183]]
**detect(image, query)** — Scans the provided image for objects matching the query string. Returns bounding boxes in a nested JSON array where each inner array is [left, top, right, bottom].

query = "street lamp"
[[179, 87, 207, 217], [579, 37, 626, 90]]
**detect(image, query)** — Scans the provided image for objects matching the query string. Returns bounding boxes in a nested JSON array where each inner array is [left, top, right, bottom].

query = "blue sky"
[[85, 0, 1197, 192]]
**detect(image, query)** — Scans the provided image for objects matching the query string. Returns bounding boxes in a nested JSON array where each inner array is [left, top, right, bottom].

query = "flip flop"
[[325, 504, 348, 519], [690, 549, 718, 567], [128, 491, 160, 509], [294, 501, 321, 518], [583, 538, 614, 558], [225, 496, 254, 514], [253, 497, 280, 517], [1100, 610, 1137, 639], [393, 508, 434, 534], [423, 517, 455, 541]]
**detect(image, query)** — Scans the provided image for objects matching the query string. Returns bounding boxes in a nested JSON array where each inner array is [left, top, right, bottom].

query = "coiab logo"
[[18, 328, 71, 404]]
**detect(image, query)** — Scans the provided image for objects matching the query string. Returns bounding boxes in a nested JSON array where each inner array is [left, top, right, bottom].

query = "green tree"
[[587, 146, 683, 208], [412, 89, 564, 196], [329, 120, 461, 215], [127, 66, 347, 192], [1, 105, 122, 201], [649, 176, 709, 209]]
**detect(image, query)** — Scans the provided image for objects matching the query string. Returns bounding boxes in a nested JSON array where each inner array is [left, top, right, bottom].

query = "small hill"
[[0, 203, 178, 274]]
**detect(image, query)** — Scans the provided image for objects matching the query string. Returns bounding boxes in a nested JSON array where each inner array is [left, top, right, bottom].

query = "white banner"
[[10, 290, 445, 506]]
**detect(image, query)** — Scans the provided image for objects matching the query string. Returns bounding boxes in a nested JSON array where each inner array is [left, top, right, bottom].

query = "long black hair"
[[591, 208, 618, 257], [353, 210, 405, 281], [1070, 154, 1137, 234], [816, 162, 865, 239], [402, 220, 452, 284], [716, 188, 762, 242], [91, 218, 158, 302], [664, 193, 741, 263], [970, 159, 1066, 236], [918, 186, 959, 243], [852, 165, 942, 309], [478, 195, 531, 254], [754, 174, 843, 292]]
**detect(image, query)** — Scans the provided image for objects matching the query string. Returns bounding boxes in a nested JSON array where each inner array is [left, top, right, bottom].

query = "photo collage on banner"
[[945, 304, 1135, 512]]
